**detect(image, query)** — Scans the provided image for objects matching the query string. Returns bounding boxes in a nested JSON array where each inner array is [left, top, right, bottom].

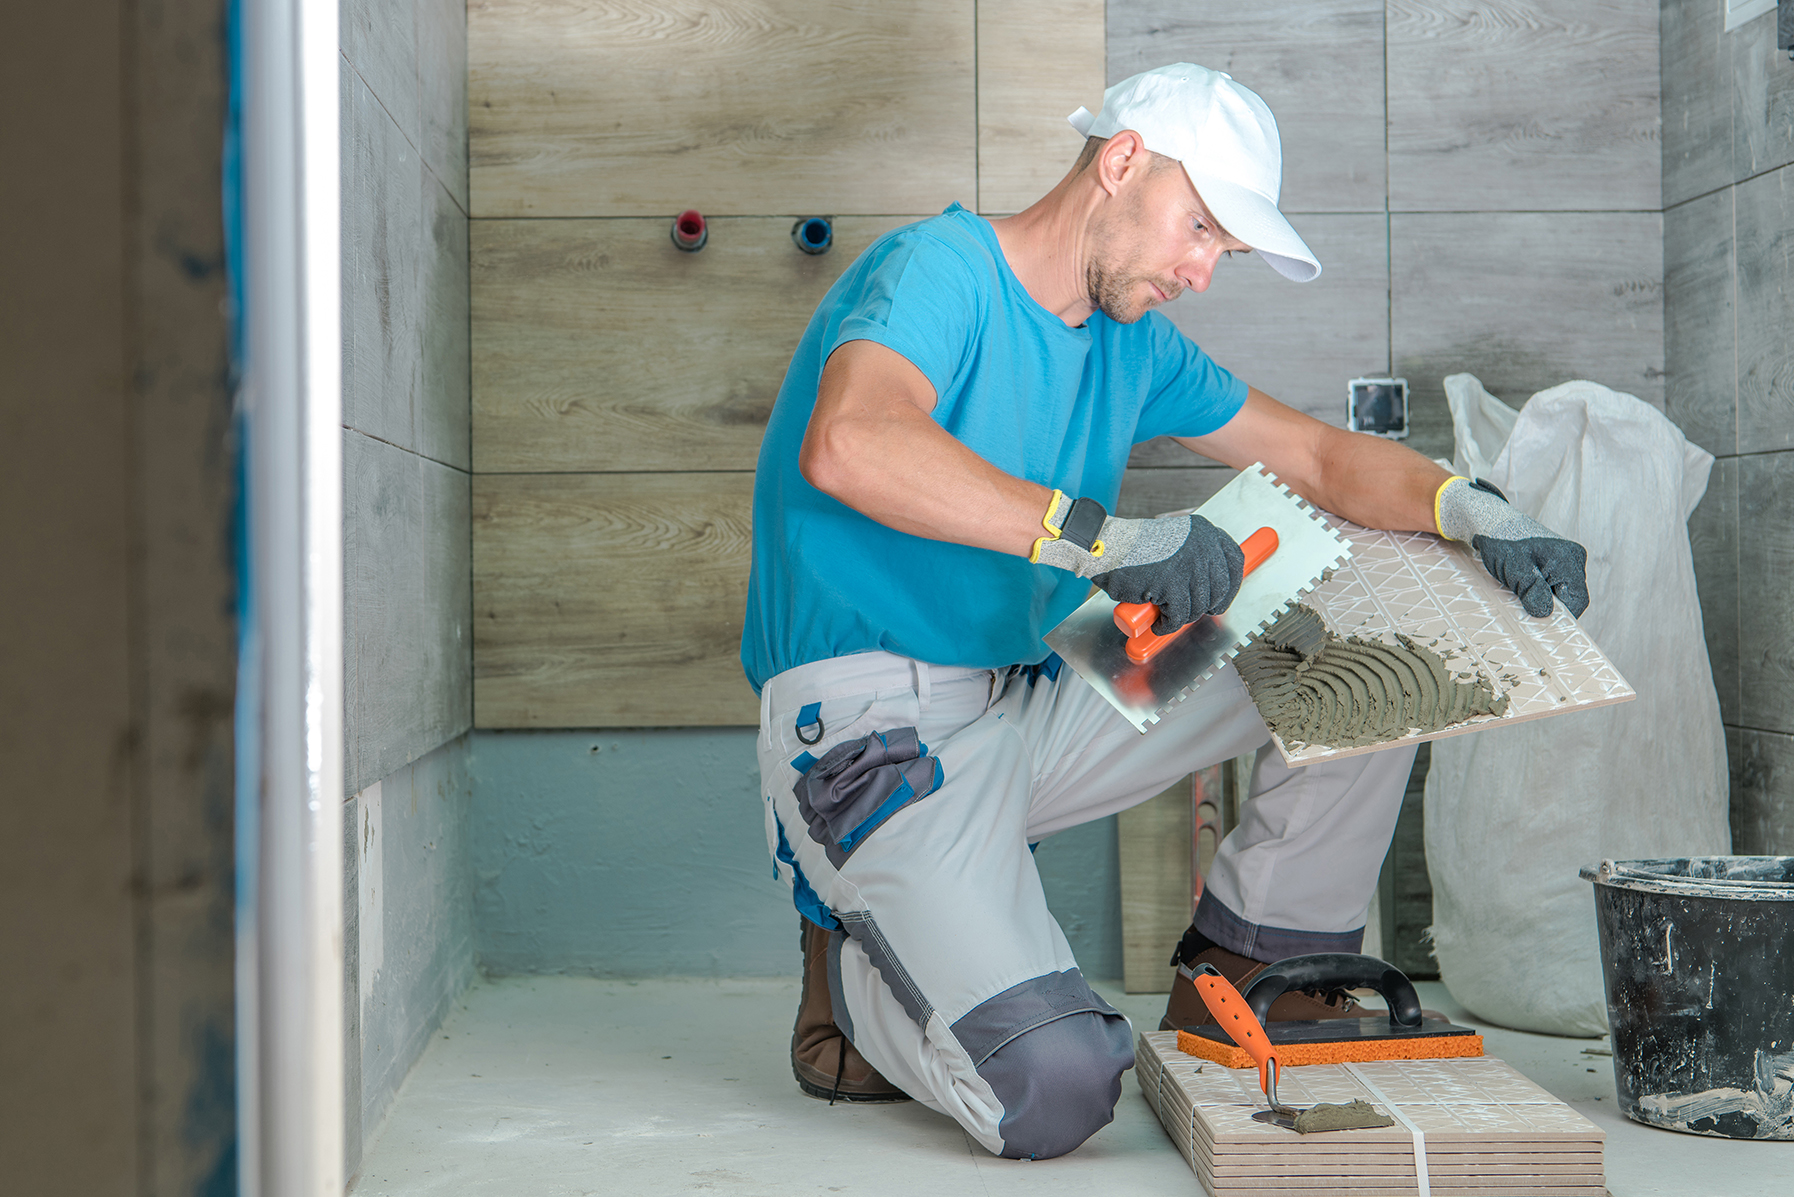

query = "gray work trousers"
[[757, 649, 1415, 1158]]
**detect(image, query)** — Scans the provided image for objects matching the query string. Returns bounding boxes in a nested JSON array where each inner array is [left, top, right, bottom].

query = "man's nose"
[[1178, 246, 1224, 294]]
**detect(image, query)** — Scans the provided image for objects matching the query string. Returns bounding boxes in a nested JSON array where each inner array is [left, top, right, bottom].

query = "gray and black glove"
[[1435, 476, 1589, 618], [1032, 491, 1245, 633]]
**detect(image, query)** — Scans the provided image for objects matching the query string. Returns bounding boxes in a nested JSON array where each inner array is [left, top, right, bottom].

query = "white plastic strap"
[[1343, 1063, 1429, 1197]]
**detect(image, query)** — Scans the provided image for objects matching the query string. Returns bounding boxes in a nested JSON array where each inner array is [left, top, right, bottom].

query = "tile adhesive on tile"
[[1235, 605, 1508, 749], [1226, 504, 1633, 766]]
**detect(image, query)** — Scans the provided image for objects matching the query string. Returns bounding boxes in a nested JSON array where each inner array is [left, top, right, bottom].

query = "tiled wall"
[[339, 0, 475, 1177], [1111, 0, 1664, 504], [1664, 0, 1794, 853]]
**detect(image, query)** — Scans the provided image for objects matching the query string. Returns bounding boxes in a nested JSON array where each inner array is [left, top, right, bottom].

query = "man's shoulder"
[[863, 207, 999, 283]]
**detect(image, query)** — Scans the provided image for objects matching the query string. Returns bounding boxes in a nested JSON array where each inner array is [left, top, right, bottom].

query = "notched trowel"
[[1045, 463, 1351, 732]]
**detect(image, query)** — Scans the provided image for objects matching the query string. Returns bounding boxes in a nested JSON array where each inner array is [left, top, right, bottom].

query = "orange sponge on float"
[[1172, 952, 1485, 1070], [1177, 1024, 1484, 1069]]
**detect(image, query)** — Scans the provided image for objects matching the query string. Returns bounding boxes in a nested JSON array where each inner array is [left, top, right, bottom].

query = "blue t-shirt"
[[740, 204, 1246, 692]]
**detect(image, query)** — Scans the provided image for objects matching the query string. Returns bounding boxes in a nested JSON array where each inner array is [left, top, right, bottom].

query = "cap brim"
[[1182, 171, 1321, 283]]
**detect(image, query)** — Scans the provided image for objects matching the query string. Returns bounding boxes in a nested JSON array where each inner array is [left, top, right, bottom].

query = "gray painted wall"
[[339, 0, 473, 1178], [468, 729, 1124, 980], [1663, 0, 1794, 853]]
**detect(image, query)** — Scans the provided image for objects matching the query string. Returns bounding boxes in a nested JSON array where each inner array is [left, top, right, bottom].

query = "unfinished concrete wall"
[[338, 0, 474, 1178], [0, 2, 237, 1194], [1663, 0, 1794, 853], [467, 730, 1124, 980]]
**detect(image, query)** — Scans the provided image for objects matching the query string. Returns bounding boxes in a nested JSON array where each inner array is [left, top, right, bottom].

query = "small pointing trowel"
[[1189, 964, 1396, 1135], [1045, 464, 1352, 732]]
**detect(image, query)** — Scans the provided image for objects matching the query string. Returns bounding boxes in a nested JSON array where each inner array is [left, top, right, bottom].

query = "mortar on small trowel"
[[1268, 1097, 1393, 1134], [1190, 964, 1396, 1135]]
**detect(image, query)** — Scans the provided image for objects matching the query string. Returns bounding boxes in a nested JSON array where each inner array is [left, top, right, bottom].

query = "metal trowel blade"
[[1044, 463, 1352, 733], [1252, 1100, 1397, 1135]]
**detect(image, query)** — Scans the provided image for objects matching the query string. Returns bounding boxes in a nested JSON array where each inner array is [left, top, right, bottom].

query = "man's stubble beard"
[[1084, 202, 1179, 324]]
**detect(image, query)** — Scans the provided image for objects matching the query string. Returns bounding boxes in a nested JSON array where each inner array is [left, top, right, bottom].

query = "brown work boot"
[[1159, 925, 1366, 1031], [792, 919, 910, 1103]]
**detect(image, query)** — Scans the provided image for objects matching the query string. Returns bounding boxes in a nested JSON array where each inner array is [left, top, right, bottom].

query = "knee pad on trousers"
[[980, 1009, 1134, 1160]]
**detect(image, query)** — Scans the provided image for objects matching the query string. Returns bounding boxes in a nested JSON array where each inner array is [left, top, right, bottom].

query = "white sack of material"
[[1424, 375, 1730, 1036]]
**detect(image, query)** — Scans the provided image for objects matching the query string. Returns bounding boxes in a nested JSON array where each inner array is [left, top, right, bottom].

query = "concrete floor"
[[352, 976, 1791, 1197]]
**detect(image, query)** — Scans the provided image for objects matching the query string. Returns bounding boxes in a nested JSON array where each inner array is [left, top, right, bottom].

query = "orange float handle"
[[1114, 526, 1280, 663], [1190, 962, 1281, 1099]]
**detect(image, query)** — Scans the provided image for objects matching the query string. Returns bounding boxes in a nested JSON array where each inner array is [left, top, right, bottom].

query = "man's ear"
[[1095, 130, 1151, 197]]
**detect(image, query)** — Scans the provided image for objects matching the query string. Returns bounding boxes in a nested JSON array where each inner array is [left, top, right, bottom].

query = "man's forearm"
[[1309, 429, 1450, 534], [799, 365, 1052, 557], [1184, 388, 1449, 535]]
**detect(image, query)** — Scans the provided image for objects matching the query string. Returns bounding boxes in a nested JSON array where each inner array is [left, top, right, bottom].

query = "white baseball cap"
[[1069, 64, 1320, 282]]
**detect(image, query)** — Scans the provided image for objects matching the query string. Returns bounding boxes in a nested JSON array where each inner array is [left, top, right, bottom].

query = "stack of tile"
[[1136, 1032, 1604, 1196]]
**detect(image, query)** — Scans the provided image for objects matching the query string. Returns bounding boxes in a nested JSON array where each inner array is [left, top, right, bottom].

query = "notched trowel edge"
[[1044, 463, 1352, 733]]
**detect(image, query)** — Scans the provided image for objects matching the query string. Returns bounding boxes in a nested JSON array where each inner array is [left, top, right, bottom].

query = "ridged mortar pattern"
[[1236, 605, 1509, 749]]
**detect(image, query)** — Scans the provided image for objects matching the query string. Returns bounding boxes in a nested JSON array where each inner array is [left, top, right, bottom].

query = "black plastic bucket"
[[1581, 856, 1794, 1140]]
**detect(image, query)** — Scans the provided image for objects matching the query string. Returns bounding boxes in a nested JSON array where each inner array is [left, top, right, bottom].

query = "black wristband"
[[1059, 496, 1108, 552]]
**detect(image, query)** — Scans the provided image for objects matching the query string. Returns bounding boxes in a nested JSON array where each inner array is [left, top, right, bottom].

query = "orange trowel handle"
[[1190, 962, 1281, 1099], [1114, 526, 1280, 663]]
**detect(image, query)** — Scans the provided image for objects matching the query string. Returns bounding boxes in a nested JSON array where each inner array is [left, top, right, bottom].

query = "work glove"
[[1435, 476, 1590, 618], [1031, 490, 1245, 633]]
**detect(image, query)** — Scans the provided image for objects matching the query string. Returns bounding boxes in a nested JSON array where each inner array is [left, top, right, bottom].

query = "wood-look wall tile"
[[342, 0, 419, 148], [1130, 213, 1389, 467], [471, 216, 911, 473], [1116, 780, 1192, 994], [1738, 450, 1794, 738], [417, 0, 469, 214], [1736, 728, 1794, 854], [467, 0, 975, 217], [1390, 212, 1664, 463], [473, 473, 758, 728], [977, 0, 1106, 215], [420, 172, 470, 471], [1732, 6, 1794, 182], [1661, 0, 1732, 207], [1663, 188, 1736, 456], [1117, 466, 1235, 518], [345, 433, 474, 794], [1688, 454, 1739, 727], [343, 65, 423, 455], [1107, 1, 1387, 214], [1387, 0, 1660, 212], [1735, 163, 1794, 454]]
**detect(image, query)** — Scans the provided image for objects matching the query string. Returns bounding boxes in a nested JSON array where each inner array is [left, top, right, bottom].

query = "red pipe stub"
[[671, 209, 707, 252]]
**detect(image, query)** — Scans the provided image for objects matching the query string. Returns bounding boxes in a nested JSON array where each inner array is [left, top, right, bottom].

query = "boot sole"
[[792, 1061, 912, 1104]]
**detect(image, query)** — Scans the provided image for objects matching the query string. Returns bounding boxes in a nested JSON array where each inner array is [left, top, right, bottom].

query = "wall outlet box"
[[1725, 0, 1775, 33], [1348, 377, 1409, 439]]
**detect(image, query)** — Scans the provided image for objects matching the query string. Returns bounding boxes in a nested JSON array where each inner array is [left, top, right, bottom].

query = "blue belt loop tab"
[[795, 700, 825, 745]]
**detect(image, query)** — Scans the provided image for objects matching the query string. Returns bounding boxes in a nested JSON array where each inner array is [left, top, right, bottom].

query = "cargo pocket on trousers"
[[792, 726, 943, 869]]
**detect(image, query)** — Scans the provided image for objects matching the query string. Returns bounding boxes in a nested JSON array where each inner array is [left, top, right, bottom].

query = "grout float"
[[1235, 605, 1508, 749]]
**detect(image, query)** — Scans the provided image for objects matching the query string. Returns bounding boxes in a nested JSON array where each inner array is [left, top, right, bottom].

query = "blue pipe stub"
[[793, 216, 832, 255]]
